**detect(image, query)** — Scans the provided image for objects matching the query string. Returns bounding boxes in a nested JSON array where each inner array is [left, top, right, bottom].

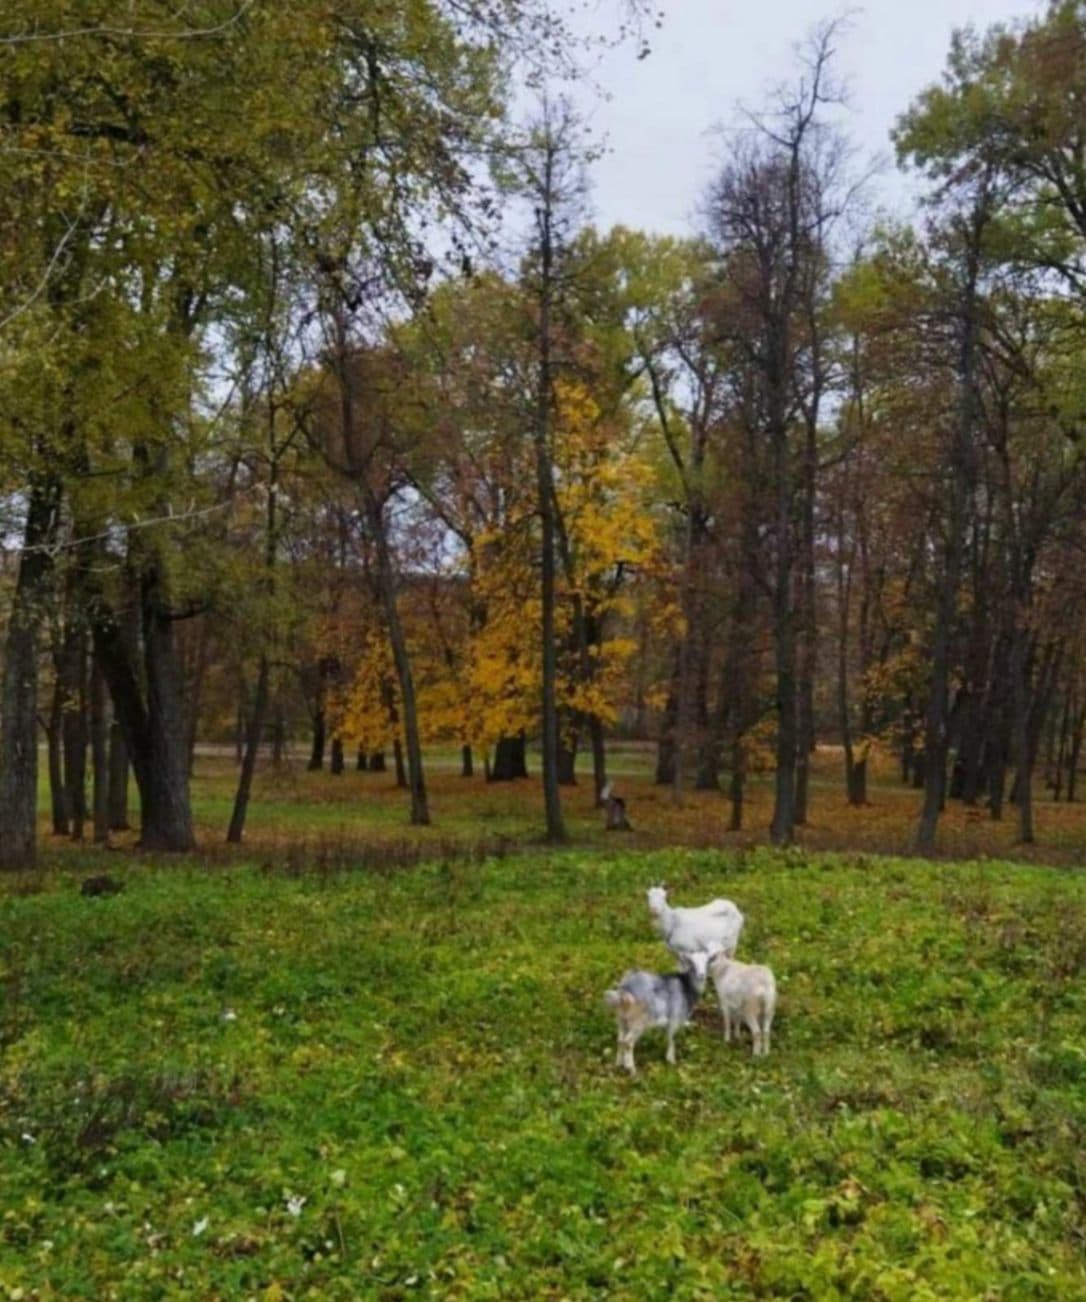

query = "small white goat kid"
[[708, 953, 776, 1056], [646, 885, 744, 961]]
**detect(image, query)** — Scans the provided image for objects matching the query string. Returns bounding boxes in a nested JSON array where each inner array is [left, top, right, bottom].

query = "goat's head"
[[681, 950, 709, 989], [646, 884, 669, 914]]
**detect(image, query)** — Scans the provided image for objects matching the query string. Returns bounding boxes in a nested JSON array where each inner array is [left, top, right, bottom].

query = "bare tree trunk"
[[89, 550, 197, 853], [357, 746, 368, 771], [227, 655, 270, 842], [308, 707, 326, 770], [61, 621, 88, 843], [917, 194, 985, 853], [490, 733, 527, 781], [770, 461, 798, 845], [460, 744, 474, 778], [393, 737, 407, 789], [330, 736, 345, 774], [90, 656, 109, 843], [1068, 694, 1085, 802], [108, 720, 130, 831], [1010, 626, 1034, 843], [0, 475, 60, 869], [48, 674, 69, 836], [369, 750, 387, 772]]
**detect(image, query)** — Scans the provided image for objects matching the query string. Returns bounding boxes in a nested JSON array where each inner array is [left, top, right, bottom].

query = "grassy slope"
[[3, 849, 1086, 1299]]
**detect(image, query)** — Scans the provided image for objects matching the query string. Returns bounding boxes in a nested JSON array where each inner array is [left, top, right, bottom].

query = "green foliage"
[[4, 850, 1086, 1296]]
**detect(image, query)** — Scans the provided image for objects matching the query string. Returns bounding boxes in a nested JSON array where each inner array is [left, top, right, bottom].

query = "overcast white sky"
[[561, 0, 1045, 236]]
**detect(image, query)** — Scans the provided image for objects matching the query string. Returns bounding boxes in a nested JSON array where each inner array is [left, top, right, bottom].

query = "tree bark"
[[90, 656, 110, 843], [89, 552, 197, 853], [916, 195, 985, 854], [330, 736, 345, 774], [490, 733, 527, 781], [48, 674, 69, 836], [308, 707, 326, 770], [460, 743, 474, 778], [108, 719, 130, 831], [61, 619, 88, 843], [0, 475, 60, 869], [226, 655, 269, 842]]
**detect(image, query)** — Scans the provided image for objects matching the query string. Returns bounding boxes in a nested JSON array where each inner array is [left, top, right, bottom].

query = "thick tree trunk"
[[460, 744, 474, 778], [226, 655, 269, 843], [490, 733, 527, 781], [369, 750, 387, 773], [393, 737, 407, 789], [0, 476, 60, 869], [330, 737, 345, 774], [108, 720, 130, 831], [89, 555, 196, 853], [90, 657, 109, 843], [357, 746, 369, 771]]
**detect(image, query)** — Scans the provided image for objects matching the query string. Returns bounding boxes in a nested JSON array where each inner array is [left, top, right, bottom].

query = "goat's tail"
[[604, 988, 638, 1012]]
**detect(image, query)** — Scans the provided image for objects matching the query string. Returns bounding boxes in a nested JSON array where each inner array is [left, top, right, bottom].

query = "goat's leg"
[[722, 1006, 732, 1042], [761, 1006, 773, 1056], [666, 1024, 677, 1065], [622, 1030, 638, 1074], [743, 1010, 761, 1055]]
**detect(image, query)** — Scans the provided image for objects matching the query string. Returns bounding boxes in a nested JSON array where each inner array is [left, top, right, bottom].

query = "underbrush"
[[3, 848, 1086, 1298]]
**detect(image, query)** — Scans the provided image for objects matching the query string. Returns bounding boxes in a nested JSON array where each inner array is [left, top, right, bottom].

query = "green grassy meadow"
[[4, 847, 1086, 1298]]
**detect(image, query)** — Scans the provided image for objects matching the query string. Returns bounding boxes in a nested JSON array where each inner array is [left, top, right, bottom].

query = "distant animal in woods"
[[80, 874, 124, 898], [708, 952, 777, 1056], [601, 782, 631, 831], [646, 885, 744, 960], [604, 952, 708, 1074]]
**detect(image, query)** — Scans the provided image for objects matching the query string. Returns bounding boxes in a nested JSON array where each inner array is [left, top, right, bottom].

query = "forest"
[[4, 2, 1086, 868]]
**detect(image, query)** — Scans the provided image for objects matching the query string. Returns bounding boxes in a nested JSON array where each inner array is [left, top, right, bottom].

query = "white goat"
[[646, 885, 744, 961], [708, 953, 776, 1056]]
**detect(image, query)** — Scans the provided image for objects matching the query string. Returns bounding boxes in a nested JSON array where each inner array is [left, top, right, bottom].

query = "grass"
[[36, 740, 1086, 870], [4, 846, 1086, 1298]]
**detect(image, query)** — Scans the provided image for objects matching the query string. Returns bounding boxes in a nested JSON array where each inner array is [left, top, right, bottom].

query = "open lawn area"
[[4, 847, 1086, 1298], [36, 742, 1086, 871]]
